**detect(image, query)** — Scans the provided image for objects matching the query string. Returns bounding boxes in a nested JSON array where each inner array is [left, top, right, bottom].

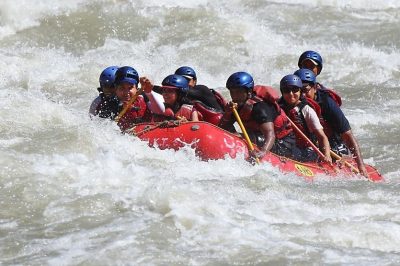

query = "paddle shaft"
[[284, 114, 361, 173], [232, 107, 260, 164], [284, 115, 326, 159], [329, 150, 360, 174], [115, 87, 144, 123]]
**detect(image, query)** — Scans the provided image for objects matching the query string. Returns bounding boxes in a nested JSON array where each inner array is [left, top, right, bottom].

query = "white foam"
[[0, 0, 88, 39], [264, 0, 400, 10]]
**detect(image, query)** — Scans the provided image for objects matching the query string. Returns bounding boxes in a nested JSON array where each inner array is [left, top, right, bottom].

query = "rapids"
[[1, 0, 399, 264]]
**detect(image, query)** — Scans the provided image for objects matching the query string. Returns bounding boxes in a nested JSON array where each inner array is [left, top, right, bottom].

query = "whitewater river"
[[1, 0, 399, 265]]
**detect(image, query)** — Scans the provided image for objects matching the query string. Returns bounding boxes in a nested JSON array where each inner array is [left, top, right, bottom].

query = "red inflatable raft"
[[126, 121, 383, 182]]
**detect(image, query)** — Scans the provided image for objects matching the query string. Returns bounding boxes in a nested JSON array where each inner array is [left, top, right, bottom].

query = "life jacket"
[[164, 104, 203, 121], [315, 84, 343, 139], [317, 83, 342, 106], [238, 95, 291, 139], [251, 85, 293, 139], [193, 101, 223, 125], [117, 95, 148, 131], [279, 97, 320, 148], [210, 89, 228, 110]]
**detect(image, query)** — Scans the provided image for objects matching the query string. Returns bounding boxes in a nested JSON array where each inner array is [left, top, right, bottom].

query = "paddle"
[[114, 87, 144, 123], [283, 114, 339, 172], [279, 103, 360, 174], [329, 151, 360, 174], [231, 105, 260, 164], [282, 111, 360, 174]]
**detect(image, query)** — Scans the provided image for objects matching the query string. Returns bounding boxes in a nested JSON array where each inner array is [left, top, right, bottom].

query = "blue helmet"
[[175, 66, 197, 80], [293, 69, 316, 84], [226, 72, 254, 91], [114, 66, 139, 86], [161, 74, 189, 94], [99, 66, 119, 88], [298, 50, 323, 74], [280, 74, 303, 91]]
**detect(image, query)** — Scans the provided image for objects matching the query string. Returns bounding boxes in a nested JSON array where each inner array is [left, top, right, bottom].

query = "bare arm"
[[341, 130, 368, 178], [251, 122, 275, 158], [314, 128, 332, 163], [260, 122, 276, 153], [191, 110, 199, 122]]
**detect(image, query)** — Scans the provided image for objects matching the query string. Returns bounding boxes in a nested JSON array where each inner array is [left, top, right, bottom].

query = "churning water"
[[1, 0, 400, 265]]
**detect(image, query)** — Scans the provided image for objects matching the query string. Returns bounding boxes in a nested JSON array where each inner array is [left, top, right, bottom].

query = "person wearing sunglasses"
[[89, 66, 120, 119], [278, 74, 332, 163], [294, 69, 368, 177]]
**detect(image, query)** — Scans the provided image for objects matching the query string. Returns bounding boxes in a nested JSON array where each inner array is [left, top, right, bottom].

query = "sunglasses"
[[282, 86, 301, 94]]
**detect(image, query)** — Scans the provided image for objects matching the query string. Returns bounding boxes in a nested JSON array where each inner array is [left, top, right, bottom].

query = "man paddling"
[[294, 68, 369, 177], [219, 72, 294, 159]]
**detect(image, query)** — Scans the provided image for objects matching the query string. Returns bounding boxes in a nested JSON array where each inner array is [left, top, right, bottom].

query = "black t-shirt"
[[221, 101, 278, 133], [97, 95, 120, 119], [186, 85, 223, 111], [251, 101, 278, 124], [153, 84, 223, 112]]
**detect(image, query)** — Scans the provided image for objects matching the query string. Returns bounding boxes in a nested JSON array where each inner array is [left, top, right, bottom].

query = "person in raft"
[[113, 66, 165, 131], [148, 66, 226, 125], [159, 74, 203, 121], [298, 50, 336, 93], [174, 66, 226, 112], [89, 66, 120, 119], [278, 74, 332, 163], [294, 68, 368, 177], [218, 71, 296, 159]]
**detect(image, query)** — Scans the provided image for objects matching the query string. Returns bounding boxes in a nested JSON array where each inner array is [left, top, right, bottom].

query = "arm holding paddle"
[[251, 121, 275, 159], [231, 105, 260, 163], [114, 86, 144, 123], [341, 130, 368, 177], [313, 128, 333, 164], [219, 102, 239, 133]]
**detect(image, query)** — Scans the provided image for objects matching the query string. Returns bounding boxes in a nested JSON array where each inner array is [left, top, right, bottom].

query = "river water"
[[1, 0, 400, 265]]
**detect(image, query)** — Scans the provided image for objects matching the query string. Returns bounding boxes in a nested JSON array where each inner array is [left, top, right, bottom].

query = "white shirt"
[[145, 91, 165, 114], [300, 105, 323, 133]]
